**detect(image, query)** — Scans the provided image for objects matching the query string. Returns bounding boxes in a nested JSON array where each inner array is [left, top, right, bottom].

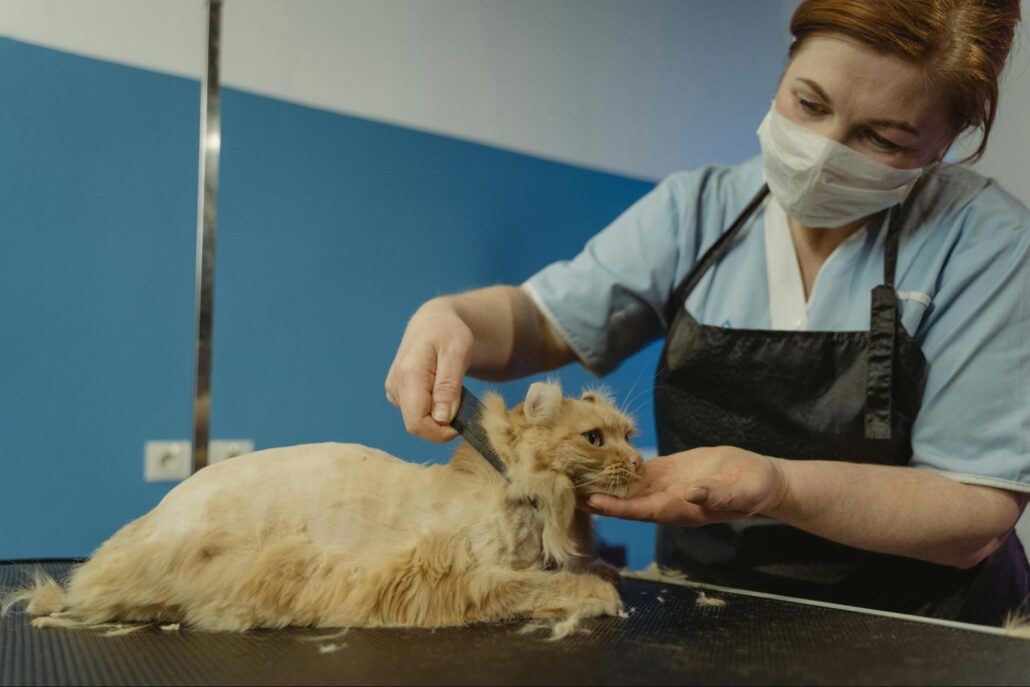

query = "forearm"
[[764, 459, 1026, 568], [431, 285, 576, 380]]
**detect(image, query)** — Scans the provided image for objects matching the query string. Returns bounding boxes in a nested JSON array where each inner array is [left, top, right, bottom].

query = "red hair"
[[789, 0, 1021, 162]]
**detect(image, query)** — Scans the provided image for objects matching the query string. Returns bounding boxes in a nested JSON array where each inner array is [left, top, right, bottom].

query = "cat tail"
[[1, 567, 153, 634], [1, 567, 68, 618]]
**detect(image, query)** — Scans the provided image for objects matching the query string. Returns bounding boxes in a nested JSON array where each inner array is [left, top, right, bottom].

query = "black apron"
[[654, 184, 1030, 626]]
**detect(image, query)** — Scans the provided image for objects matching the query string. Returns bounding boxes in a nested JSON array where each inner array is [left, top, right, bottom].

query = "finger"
[[683, 486, 709, 505], [685, 478, 759, 515], [586, 493, 666, 522], [384, 370, 398, 407], [415, 418, 459, 442], [396, 366, 431, 429], [575, 496, 600, 514], [430, 343, 468, 424], [395, 367, 456, 442]]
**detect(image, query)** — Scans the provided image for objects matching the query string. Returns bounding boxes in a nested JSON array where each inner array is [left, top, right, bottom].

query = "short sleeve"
[[522, 164, 755, 376], [910, 183, 1030, 493]]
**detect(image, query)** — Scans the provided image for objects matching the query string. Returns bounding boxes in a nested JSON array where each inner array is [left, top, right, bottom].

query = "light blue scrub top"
[[524, 156, 1030, 493]]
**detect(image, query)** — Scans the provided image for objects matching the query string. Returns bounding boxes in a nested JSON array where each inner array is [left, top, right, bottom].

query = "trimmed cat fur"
[[4, 382, 643, 632]]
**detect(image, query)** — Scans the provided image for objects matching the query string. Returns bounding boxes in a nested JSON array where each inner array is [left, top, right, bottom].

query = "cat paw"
[[580, 574, 623, 617]]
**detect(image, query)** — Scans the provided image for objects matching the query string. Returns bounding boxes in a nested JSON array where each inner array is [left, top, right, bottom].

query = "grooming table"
[[2, 560, 1028, 685]]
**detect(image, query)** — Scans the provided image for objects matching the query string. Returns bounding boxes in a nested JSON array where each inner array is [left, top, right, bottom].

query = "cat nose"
[[629, 453, 643, 473]]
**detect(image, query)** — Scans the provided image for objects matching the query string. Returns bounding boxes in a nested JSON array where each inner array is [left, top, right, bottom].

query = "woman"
[[385, 0, 1029, 626]]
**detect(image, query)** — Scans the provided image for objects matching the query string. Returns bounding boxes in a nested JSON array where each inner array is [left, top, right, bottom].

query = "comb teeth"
[[452, 387, 508, 479]]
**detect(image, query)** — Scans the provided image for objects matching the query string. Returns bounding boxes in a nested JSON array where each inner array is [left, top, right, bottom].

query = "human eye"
[[797, 97, 827, 117], [864, 128, 902, 151]]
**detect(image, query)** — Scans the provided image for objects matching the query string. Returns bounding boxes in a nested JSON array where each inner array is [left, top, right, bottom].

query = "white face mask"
[[757, 105, 923, 228]]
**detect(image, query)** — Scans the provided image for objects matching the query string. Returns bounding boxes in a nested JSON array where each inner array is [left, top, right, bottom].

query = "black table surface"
[[2, 560, 1029, 686]]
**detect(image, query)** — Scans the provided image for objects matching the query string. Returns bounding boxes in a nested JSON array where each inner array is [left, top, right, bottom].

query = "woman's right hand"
[[385, 298, 473, 442]]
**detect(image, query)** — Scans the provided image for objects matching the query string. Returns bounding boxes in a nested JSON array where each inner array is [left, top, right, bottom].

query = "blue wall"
[[1, 39, 199, 557], [1, 32, 780, 567]]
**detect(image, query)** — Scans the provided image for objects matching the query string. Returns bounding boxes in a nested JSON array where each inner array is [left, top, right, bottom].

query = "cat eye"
[[582, 429, 604, 447]]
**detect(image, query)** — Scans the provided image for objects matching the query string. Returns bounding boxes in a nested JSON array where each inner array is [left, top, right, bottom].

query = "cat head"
[[481, 381, 643, 498], [518, 381, 642, 497], [479, 381, 644, 566]]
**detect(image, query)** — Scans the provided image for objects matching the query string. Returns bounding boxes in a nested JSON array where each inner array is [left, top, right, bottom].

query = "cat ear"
[[524, 382, 562, 423], [580, 386, 614, 405]]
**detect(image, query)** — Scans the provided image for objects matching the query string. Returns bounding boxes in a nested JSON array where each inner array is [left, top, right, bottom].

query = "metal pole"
[[192, 0, 222, 472]]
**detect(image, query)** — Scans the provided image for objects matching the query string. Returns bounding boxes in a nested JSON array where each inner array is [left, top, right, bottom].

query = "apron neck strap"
[[882, 173, 929, 287], [662, 174, 930, 326], [663, 185, 770, 326], [865, 174, 928, 440]]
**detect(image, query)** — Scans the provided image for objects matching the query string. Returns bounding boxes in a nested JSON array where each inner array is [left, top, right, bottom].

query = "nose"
[[805, 121, 849, 147], [629, 453, 643, 473]]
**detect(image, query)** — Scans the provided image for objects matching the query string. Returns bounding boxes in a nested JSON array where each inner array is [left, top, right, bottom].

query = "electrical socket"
[[144, 439, 256, 481], [144, 440, 192, 482], [209, 439, 255, 464]]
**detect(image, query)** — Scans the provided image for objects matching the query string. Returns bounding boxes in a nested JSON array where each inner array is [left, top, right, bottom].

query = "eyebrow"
[[798, 78, 833, 105], [867, 117, 921, 137], [796, 78, 921, 137]]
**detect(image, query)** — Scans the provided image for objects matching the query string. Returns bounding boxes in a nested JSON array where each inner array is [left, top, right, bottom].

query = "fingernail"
[[432, 403, 450, 422], [684, 487, 708, 504]]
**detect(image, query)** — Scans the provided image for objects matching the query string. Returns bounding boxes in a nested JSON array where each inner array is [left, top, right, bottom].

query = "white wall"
[[1, 0, 794, 181], [5, 0, 1028, 189], [959, 0, 1030, 206], [0, 0, 206, 76]]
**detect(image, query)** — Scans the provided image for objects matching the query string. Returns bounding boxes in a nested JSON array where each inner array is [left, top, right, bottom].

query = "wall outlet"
[[144, 440, 192, 482], [209, 439, 255, 464], [144, 439, 256, 481]]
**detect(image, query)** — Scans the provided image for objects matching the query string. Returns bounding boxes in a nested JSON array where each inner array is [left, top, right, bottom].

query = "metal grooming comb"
[[451, 386, 509, 480]]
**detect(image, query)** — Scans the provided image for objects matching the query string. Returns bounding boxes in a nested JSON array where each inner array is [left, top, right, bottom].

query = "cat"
[[3, 382, 643, 633]]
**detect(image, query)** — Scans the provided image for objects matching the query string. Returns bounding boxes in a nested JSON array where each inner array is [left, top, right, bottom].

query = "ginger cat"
[[5, 382, 643, 632]]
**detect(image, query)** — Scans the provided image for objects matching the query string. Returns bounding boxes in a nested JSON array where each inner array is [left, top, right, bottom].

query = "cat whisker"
[[599, 466, 637, 481], [571, 473, 608, 489], [621, 378, 670, 416], [625, 384, 667, 419], [620, 385, 652, 417], [619, 365, 649, 416]]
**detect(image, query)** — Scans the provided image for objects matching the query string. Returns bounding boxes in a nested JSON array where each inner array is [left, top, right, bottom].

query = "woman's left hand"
[[585, 446, 789, 526]]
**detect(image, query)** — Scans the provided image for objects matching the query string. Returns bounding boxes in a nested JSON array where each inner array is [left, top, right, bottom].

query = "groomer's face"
[[774, 34, 956, 169]]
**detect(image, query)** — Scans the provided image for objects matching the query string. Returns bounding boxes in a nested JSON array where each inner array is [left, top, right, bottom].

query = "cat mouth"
[[573, 468, 641, 498]]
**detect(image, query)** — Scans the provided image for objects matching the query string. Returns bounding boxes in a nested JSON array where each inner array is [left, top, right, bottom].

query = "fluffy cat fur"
[[3, 382, 643, 633]]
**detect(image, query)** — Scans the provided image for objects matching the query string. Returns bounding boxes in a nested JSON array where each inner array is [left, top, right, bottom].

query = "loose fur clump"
[[623, 562, 690, 585], [695, 592, 727, 608], [1003, 611, 1030, 639], [317, 642, 347, 654], [2, 382, 643, 640]]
